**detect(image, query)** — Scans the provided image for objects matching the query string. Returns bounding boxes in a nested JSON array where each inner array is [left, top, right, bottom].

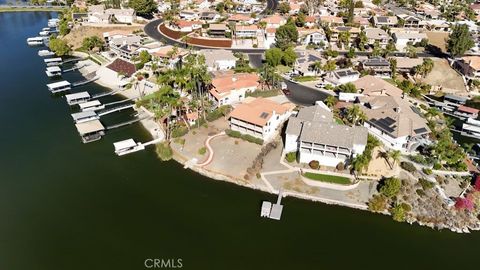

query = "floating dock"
[[260, 190, 284, 221], [113, 139, 145, 156]]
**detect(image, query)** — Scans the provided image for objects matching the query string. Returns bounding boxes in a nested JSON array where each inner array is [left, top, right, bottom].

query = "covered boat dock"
[[75, 120, 105, 143], [47, 81, 71, 93], [65, 91, 90, 106], [71, 110, 99, 124]]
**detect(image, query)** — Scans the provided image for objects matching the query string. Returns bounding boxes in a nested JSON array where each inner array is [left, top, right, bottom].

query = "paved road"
[[283, 79, 331, 106]]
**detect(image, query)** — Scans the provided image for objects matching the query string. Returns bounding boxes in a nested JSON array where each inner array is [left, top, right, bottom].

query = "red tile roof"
[[458, 105, 480, 114], [106, 58, 136, 77]]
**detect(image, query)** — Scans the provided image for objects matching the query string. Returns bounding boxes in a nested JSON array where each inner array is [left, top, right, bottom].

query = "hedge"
[[400, 161, 416, 173], [172, 126, 188, 138], [225, 129, 263, 145]]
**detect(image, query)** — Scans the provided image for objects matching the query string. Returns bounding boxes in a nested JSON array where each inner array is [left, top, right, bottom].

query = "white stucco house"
[[285, 102, 368, 167], [230, 97, 295, 142]]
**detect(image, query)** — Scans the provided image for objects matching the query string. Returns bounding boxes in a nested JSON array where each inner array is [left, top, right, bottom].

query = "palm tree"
[[345, 105, 367, 125], [406, 44, 417, 58], [322, 60, 337, 73], [425, 107, 440, 120], [388, 150, 401, 168], [310, 61, 323, 75], [337, 31, 351, 50], [324, 96, 338, 108], [389, 58, 397, 80]]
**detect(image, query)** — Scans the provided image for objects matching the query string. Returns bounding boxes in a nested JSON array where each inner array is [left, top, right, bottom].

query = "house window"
[[276, 115, 279, 120]]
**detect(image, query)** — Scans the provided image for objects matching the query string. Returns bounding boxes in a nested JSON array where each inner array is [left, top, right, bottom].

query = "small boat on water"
[[113, 139, 145, 156], [27, 37, 45, 46], [39, 30, 51, 36], [38, 50, 55, 57]]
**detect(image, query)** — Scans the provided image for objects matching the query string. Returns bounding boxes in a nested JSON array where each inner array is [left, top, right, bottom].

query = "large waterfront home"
[[229, 97, 294, 142], [359, 96, 430, 152], [208, 72, 259, 107], [285, 103, 368, 167]]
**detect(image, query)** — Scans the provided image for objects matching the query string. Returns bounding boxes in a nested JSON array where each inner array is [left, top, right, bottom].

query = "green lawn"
[[303, 172, 351, 185], [246, 89, 280, 98], [293, 76, 318, 82]]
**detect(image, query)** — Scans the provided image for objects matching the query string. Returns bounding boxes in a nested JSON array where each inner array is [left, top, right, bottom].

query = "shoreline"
[[75, 54, 479, 234]]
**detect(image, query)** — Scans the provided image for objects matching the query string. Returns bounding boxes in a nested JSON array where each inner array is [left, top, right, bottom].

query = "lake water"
[[1, 11, 479, 270]]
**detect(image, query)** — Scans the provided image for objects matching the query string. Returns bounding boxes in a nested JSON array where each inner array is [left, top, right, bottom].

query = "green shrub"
[[400, 161, 416, 173], [368, 194, 388, 212], [409, 155, 428, 165], [418, 178, 435, 190], [206, 105, 231, 122], [380, 177, 402, 198], [198, 147, 207, 155], [390, 204, 406, 222], [285, 152, 297, 163], [400, 203, 412, 212], [422, 168, 432, 175], [225, 129, 263, 144], [225, 129, 241, 138], [433, 163, 442, 170], [416, 189, 426, 196], [156, 142, 173, 161], [309, 160, 320, 170], [171, 126, 188, 138]]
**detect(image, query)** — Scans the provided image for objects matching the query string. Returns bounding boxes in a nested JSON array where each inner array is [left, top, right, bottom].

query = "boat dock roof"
[[75, 120, 105, 135], [47, 80, 71, 90], [79, 100, 102, 109], [65, 92, 90, 102], [71, 110, 98, 122], [44, 57, 62, 63], [46, 66, 61, 72], [113, 139, 137, 151]]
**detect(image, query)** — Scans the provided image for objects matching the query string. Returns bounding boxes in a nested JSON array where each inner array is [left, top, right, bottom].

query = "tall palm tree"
[[311, 61, 323, 75], [388, 150, 401, 168], [345, 105, 367, 126]]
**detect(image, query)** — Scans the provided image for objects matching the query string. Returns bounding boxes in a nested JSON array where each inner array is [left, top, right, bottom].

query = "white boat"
[[113, 139, 145, 156], [38, 50, 55, 57], [42, 27, 51, 31], [27, 37, 44, 46], [45, 66, 62, 77], [39, 30, 51, 36]]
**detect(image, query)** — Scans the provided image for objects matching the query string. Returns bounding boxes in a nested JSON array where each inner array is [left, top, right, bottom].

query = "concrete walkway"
[[196, 131, 226, 167]]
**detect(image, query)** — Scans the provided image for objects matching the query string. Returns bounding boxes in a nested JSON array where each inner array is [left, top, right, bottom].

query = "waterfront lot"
[[171, 118, 262, 181]]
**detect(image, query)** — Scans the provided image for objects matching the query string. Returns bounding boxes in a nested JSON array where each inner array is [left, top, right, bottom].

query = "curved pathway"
[[196, 131, 226, 167]]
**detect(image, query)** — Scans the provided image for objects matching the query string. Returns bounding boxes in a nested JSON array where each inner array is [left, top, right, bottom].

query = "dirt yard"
[[421, 58, 466, 93], [64, 25, 142, 50], [426, 31, 448, 53]]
